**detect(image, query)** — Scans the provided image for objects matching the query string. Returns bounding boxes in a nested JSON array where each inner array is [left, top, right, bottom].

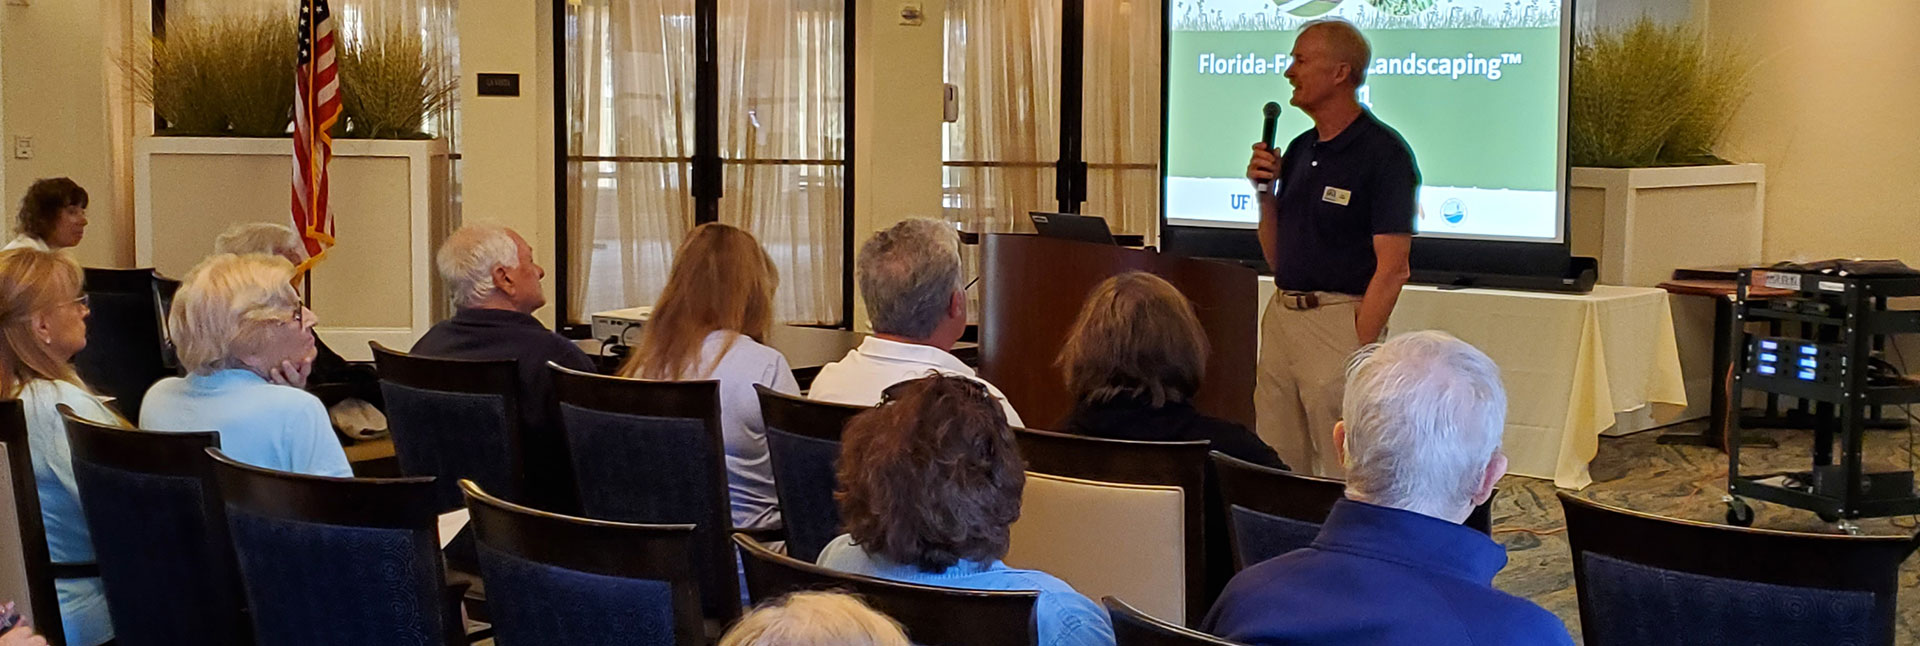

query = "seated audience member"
[[818, 375, 1112, 646], [718, 591, 910, 646], [1054, 271, 1286, 469], [410, 224, 594, 506], [213, 222, 384, 436], [5, 178, 88, 253], [1203, 331, 1571, 646], [808, 219, 1023, 425], [618, 223, 797, 530], [140, 254, 352, 477], [0, 250, 122, 646]]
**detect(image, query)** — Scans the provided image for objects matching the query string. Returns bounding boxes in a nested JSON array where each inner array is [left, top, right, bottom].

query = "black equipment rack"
[[1724, 268, 1920, 533]]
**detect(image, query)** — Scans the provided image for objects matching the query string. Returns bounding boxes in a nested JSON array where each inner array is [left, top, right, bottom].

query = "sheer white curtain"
[[943, 0, 1061, 236], [717, 0, 845, 325], [1084, 0, 1161, 243], [566, 0, 697, 323]]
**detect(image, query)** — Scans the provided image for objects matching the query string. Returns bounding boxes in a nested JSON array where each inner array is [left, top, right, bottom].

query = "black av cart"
[[1725, 267, 1920, 533]]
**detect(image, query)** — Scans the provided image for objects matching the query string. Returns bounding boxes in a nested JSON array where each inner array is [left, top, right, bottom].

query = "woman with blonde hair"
[[0, 249, 124, 645], [618, 222, 797, 530], [139, 253, 351, 477], [718, 591, 910, 646], [1055, 271, 1286, 469]]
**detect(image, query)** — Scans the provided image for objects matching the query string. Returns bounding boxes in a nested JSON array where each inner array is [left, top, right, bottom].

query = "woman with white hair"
[[211, 221, 385, 437], [139, 253, 352, 476], [718, 592, 910, 646]]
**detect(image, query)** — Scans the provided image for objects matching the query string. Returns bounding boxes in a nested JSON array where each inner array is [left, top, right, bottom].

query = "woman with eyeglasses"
[[0, 249, 124, 645], [819, 375, 1115, 646], [139, 253, 351, 477]]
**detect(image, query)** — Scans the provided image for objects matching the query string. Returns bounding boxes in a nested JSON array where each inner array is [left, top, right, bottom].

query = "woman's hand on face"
[[269, 350, 316, 389]]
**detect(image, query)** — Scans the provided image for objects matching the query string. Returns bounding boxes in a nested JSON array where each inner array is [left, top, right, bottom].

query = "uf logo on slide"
[[1230, 194, 1251, 210]]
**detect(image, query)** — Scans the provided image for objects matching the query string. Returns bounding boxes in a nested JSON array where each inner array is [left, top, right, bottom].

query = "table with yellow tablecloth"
[[1384, 285, 1688, 489]]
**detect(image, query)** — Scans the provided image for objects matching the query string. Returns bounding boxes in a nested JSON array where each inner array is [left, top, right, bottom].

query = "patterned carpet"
[[1491, 419, 1920, 643]]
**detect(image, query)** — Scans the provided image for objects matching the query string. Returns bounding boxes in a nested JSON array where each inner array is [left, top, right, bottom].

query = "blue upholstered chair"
[[1558, 492, 1919, 646], [1, 400, 65, 645], [1212, 451, 1495, 570], [371, 342, 524, 512], [72, 267, 179, 421], [549, 364, 739, 623], [734, 534, 1038, 646], [60, 406, 250, 646], [209, 448, 464, 646], [1105, 596, 1249, 646], [463, 479, 703, 646], [754, 384, 865, 563]]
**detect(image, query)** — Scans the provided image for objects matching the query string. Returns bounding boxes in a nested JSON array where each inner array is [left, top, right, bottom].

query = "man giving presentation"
[[1247, 19, 1419, 477]]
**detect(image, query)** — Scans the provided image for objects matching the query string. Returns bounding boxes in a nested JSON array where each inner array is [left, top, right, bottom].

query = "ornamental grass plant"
[[339, 23, 456, 139], [1570, 16, 1751, 167]]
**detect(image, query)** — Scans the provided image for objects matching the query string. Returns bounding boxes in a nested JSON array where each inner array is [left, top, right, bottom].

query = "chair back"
[[0, 400, 63, 645], [733, 534, 1037, 646], [463, 479, 704, 646], [754, 384, 865, 562], [209, 448, 459, 646], [1559, 492, 1919, 646], [549, 364, 737, 622], [1012, 428, 1209, 625], [1104, 596, 1248, 646], [61, 406, 249, 646], [1211, 452, 1494, 569], [73, 267, 177, 420], [372, 342, 524, 511], [1010, 471, 1186, 624]]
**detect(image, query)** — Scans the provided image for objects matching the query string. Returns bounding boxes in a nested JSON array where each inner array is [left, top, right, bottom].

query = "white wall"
[[851, 0, 948, 331], [455, 0, 559, 324], [0, 0, 139, 269]]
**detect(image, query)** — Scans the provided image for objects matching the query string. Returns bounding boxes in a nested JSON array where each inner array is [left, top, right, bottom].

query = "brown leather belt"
[[1281, 291, 1322, 310]]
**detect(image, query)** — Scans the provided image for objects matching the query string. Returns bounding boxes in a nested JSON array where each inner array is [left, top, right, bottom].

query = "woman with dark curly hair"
[[817, 375, 1114, 646], [5, 178, 89, 252]]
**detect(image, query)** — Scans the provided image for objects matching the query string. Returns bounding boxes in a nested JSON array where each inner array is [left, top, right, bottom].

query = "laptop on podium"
[[1029, 212, 1117, 245]]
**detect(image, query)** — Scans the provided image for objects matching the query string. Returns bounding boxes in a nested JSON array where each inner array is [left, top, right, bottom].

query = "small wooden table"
[[1656, 278, 1793, 450]]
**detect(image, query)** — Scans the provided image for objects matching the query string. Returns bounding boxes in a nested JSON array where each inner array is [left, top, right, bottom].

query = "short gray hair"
[[1302, 19, 1372, 86], [857, 219, 962, 339], [168, 253, 302, 375], [1341, 331, 1506, 518], [214, 222, 302, 258], [437, 224, 520, 308]]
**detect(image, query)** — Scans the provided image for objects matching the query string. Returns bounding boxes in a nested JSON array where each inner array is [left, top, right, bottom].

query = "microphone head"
[[1263, 101, 1282, 118]]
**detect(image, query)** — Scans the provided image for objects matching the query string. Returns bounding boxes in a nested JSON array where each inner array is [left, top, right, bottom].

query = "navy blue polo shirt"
[[1271, 110, 1419, 295], [1203, 499, 1572, 646]]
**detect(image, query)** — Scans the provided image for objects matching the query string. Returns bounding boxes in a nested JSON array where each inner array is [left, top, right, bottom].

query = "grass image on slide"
[[1175, 0, 1560, 31]]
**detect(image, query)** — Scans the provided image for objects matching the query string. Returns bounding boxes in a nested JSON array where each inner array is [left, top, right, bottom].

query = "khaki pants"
[[1256, 291, 1362, 477]]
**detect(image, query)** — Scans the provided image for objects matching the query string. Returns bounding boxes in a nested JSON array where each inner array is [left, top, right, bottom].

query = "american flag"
[[292, 0, 339, 273]]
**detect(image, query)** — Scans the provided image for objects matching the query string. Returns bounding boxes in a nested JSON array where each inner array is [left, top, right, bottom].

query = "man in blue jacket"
[[1204, 331, 1573, 646]]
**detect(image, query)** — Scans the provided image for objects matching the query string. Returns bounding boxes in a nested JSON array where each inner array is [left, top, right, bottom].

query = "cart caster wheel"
[[1726, 498, 1755, 527], [1817, 510, 1841, 523]]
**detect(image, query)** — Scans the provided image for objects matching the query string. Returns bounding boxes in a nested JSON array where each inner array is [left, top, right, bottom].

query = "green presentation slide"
[[1165, 0, 1566, 241]]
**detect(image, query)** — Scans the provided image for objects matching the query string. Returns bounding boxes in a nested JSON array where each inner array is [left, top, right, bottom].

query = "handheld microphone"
[[1254, 101, 1282, 192]]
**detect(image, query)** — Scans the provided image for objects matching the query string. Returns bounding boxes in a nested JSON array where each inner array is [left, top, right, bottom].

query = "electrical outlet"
[[11, 136, 32, 160]]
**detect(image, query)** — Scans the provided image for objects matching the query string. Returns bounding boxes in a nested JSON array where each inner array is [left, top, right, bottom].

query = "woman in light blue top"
[[0, 248, 123, 645], [139, 253, 350, 477], [617, 223, 798, 530], [817, 375, 1115, 646]]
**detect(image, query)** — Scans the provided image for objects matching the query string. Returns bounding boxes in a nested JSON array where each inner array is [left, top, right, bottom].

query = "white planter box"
[[134, 136, 452, 361], [1570, 163, 1766, 431]]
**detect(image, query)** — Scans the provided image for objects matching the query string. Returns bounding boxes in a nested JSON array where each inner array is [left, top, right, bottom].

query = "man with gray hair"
[[411, 224, 594, 509], [1247, 19, 1419, 477], [809, 218, 1024, 425], [1204, 332, 1570, 645]]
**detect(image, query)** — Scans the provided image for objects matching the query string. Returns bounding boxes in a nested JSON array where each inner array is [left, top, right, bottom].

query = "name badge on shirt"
[[1322, 186, 1352, 206]]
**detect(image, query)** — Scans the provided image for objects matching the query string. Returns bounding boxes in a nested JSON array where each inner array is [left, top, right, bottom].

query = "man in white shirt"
[[810, 218, 1025, 427]]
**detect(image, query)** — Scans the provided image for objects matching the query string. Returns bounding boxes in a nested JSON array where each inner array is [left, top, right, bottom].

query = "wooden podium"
[[979, 234, 1260, 429]]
